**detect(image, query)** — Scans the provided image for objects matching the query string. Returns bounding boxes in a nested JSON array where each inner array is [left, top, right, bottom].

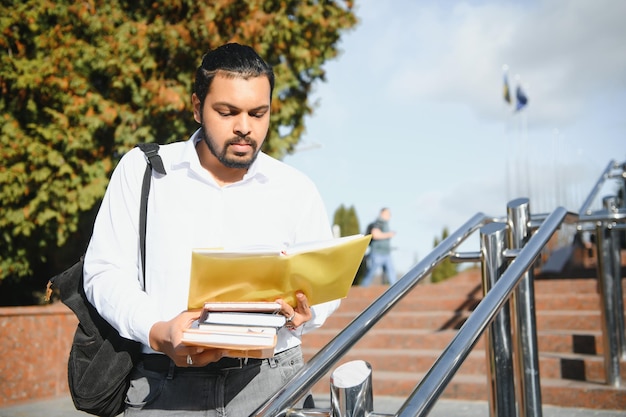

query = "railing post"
[[507, 198, 543, 417], [480, 222, 517, 417], [602, 196, 626, 358], [595, 197, 623, 386], [603, 196, 626, 359], [330, 360, 373, 417]]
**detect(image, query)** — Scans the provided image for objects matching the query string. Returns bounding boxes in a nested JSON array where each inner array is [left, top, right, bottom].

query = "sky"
[[283, 0, 626, 276]]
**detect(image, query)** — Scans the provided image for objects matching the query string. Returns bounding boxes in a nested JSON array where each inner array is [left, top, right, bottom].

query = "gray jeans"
[[124, 346, 304, 417]]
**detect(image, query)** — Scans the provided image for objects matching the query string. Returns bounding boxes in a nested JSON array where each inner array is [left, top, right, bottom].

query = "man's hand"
[[276, 291, 312, 330], [149, 310, 224, 367]]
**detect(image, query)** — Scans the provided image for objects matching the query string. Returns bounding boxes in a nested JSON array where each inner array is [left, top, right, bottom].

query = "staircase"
[[302, 268, 626, 411]]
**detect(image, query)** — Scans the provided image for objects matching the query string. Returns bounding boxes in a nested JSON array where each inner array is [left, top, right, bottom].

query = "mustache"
[[226, 137, 256, 147]]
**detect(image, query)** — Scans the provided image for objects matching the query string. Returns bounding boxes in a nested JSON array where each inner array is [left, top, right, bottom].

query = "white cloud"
[[378, 0, 626, 127]]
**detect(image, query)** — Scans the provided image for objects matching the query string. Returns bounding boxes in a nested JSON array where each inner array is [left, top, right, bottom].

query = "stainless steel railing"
[[398, 206, 573, 417], [252, 160, 625, 417], [577, 160, 626, 387], [253, 213, 492, 416]]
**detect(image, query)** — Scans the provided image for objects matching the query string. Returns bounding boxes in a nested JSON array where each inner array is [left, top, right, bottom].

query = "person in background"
[[83, 43, 338, 416], [360, 207, 397, 286]]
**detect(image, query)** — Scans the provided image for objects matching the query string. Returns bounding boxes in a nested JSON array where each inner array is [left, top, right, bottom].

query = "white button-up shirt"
[[84, 130, 339, 354]]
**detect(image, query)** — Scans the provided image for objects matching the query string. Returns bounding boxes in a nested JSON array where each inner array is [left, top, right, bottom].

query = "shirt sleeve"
[[83, 148, 161, 346], [301, 299, 341, 335]]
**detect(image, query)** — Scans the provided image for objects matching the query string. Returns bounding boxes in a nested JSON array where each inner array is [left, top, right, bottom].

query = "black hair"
[[193, 43, 275, 107]]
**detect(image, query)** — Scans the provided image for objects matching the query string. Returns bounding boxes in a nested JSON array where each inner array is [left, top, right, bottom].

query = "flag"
[[515, 84, 528, 111], [503, 73, 511, 104]]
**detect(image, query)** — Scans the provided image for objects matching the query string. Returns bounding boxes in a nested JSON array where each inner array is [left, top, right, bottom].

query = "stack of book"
[[182, 301, 286, 358]]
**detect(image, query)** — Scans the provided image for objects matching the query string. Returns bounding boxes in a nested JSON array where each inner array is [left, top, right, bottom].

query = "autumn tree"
[[0, 0, 357, 304]]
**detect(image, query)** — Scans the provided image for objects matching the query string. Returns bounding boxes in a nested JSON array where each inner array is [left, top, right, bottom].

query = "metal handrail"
[[397, 207, 569, 417], [253, 213, 492, 416], [578, 160, 617, 215]]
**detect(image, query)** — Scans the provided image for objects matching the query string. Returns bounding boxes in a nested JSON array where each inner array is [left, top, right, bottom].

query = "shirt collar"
[[175, 128, 269, 185]]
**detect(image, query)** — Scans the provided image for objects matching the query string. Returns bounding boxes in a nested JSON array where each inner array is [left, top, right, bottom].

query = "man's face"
[[193, 73, 271, 169]]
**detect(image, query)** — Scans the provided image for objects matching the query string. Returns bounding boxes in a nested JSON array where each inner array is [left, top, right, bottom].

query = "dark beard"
[[201, 127, 259, 169]]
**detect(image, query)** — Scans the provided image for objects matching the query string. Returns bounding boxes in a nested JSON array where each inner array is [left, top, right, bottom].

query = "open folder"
[[187, 234, 371, 309]]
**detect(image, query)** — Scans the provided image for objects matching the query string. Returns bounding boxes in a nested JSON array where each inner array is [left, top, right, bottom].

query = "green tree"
[[0, 0, 357, 304], [332, 204, 366, 285], [430, 227, 458, 283], [332, 204, 360, 237]]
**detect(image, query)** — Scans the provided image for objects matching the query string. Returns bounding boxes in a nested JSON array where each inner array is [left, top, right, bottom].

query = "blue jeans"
[[360, 252, 397, 286], [124, 346, 305, 416]]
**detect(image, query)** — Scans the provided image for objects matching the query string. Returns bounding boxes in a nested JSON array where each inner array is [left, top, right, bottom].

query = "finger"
[[295, 292, 312, 319], [173, 310, 203, 335], [275, 298, 296, 319], [181, 309, 203, 323], [188, 348, 225, 367], [295, 292, 309, 309], [171, 352, 193, 367]]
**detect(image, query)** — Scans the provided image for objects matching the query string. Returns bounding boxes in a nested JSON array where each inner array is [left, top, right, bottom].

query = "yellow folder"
[[187, 234, 371, 309]]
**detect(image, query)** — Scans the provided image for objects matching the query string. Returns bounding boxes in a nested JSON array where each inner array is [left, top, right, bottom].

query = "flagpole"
[[503, 64, 512, 201], [523, 102, 529, 200], [513, 74, 530, 202]]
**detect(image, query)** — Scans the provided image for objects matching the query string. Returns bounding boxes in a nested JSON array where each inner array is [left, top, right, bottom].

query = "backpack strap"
[[136, 143, 166, 175], [135, 143, 166, 288]]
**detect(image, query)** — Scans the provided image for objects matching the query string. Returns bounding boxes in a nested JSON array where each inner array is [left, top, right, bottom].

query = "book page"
[[193, 246, 281, 257], [182, 329, 276, 346], [202, 301, 282, 313], [201, 312, 286, 328], [283, 234, 367, 255]]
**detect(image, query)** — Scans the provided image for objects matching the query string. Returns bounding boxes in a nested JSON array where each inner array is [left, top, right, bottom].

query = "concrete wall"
[[0, 303, 76, 407]]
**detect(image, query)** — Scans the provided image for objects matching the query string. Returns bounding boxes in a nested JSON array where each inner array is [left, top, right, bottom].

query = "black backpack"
[[46, 143, 166, 417], [365, 221, 379, 244]]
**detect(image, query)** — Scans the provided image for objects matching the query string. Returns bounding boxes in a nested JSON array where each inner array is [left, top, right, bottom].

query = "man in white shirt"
[[83, 43, 339, 416]]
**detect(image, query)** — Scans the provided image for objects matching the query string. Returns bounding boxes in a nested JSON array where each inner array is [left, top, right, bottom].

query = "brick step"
[[302, 348, 626, 382], [322, 309, 602, 332], [537, 330, 604, 355], [534, 293, 603, 311], [335, 292, 606, 315], [310, 371, 626, 411], [339, 277, 620, 314], [348, 283, 481, 300], [350, 274, 603, 299], [534, 278, 601, 294], [321, 311, 471, 331], [336, 295, 482, 313], [302, 329, 606, 355], [305, 269, 626, 411], [302, 329, 464, 350], [535, 310, 601, 332]]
